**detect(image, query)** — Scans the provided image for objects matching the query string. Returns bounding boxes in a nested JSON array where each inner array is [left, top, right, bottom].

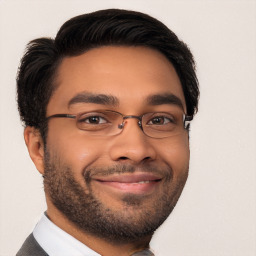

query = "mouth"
[[92, 173, 162, 194]]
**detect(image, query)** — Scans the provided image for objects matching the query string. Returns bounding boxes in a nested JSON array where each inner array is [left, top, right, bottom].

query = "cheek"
[[46, 124, 108, 175], [157, 135, 190, 174]]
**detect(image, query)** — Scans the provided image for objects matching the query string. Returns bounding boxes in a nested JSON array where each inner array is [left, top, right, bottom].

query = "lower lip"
[[93, 180, 160, 194]]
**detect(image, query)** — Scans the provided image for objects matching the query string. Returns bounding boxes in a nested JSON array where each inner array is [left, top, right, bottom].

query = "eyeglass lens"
[[75, 110, 187, 138]]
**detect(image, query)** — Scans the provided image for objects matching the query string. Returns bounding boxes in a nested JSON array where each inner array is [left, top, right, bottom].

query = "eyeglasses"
[[46, 110, 193, 139]]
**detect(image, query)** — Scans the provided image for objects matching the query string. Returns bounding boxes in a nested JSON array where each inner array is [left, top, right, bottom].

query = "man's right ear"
[[24, 126, 45, 175]]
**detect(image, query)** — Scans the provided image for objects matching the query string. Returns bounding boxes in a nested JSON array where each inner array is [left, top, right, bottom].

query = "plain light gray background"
[[0, 1, 255, 255]]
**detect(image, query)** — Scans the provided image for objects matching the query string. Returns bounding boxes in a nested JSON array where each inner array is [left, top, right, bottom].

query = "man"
[[16, 8, 199, 256]]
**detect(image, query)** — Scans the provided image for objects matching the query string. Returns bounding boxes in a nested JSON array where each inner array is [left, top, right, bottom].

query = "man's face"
[[44, 46, 190, 242]]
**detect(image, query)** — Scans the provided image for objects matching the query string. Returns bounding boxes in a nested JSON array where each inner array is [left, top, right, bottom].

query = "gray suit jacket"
[[16, 233, 48, 256]]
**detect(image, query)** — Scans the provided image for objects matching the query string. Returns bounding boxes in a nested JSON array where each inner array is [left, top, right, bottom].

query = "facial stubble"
[[43, 149, 188, 244]]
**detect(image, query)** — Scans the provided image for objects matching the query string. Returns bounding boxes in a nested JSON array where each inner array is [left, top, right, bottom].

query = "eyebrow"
[[68, 92, 119, 107], [147, 93, 185, 111], [68, 92, 184, 111]]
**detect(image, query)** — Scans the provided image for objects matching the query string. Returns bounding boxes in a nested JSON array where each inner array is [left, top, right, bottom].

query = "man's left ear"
[[24, 126, 45, 175]]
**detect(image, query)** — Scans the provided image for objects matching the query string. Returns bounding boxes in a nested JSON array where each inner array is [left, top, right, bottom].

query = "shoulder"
[[16, 233, 48, 256]]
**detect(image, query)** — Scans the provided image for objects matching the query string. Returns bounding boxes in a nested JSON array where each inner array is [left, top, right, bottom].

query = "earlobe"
[[24, 126, 45, 174]]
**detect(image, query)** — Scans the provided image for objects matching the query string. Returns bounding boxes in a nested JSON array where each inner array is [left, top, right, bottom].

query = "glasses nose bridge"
[[118, 115, 142, 129]]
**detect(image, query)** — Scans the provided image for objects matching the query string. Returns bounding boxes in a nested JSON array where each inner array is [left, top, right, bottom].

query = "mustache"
[[83, 164, 173, 182]]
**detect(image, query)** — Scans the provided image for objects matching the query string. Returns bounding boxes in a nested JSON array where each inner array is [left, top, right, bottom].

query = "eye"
[[147, 115, 174, 125], [78, 114, 108, 125]]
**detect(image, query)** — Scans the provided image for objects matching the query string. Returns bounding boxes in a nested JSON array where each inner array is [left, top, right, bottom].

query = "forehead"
[[47, 46, 186, 114]]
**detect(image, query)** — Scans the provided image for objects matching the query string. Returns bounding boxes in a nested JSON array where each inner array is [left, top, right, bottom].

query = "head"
[[17, 9, 199, 244]]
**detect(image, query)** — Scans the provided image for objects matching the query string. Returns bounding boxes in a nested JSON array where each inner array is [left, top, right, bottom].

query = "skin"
[[24, 46, 190, 256]]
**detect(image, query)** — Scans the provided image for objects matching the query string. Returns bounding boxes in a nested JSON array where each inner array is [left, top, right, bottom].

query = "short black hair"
[[17, 8, 199, 141]]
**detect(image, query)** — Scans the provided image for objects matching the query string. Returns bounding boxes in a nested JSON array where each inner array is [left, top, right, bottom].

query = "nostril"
[[119, 156, 128, 160], [118, 156, 152, 162]]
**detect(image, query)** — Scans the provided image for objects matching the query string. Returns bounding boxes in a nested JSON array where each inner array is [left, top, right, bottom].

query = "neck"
[[46, 200, 152, 256]]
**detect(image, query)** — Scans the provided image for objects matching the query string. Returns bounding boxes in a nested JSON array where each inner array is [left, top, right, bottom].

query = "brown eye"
[[87, 116, 103, 124], [151, 117, 164, 125], [148, 116, 174, 125], [78, 115, 108, 124]]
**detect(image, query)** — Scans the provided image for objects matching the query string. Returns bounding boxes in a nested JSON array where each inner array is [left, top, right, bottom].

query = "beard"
[[43, 149, 188, 244]]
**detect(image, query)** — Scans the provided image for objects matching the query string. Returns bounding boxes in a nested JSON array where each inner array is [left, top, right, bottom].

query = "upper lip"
[[93, 173, 162, 183]]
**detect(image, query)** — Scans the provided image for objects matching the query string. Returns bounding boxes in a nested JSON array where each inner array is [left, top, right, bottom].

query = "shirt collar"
[[33, 213, 101, 256]]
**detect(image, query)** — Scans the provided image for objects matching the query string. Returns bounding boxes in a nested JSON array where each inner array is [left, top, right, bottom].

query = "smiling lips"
[[93, 173, 162, 194]]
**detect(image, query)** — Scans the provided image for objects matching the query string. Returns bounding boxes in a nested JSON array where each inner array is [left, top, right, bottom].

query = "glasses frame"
[[46, 110, 193, 138]]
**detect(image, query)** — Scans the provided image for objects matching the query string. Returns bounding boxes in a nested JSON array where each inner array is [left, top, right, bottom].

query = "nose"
[[109, 119, 157, 164]]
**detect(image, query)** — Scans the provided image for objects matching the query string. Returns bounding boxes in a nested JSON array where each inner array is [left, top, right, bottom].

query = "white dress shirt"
[[33, 213, 101, 256]]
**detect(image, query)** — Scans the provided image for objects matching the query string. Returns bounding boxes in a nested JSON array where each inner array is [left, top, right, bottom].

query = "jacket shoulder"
[[16, 233, 48, 256]]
